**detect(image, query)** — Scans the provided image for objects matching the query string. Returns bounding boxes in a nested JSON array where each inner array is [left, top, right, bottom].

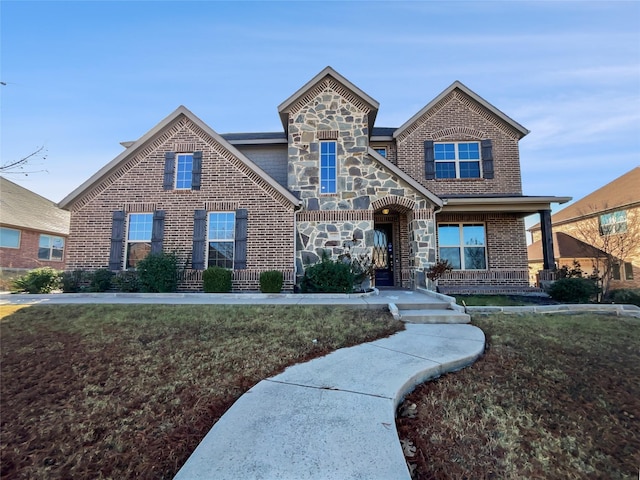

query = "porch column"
[[539, 209, 555, 270]]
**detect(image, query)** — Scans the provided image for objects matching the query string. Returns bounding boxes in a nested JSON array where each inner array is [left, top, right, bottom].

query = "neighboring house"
[[0, 177, 70, 273], [59, 67, 568, 292], [528, 166, 640, 290]]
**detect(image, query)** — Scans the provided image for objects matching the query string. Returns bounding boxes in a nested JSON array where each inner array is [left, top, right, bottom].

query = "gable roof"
[[367, 148, 443, 207], [277, 66, 379, 133], [0, 177, 70, 235], [393, 80, 530, 140], [527, 231, 605, 262], [529, 166, 640, 231], [58, 106, 301, 210]]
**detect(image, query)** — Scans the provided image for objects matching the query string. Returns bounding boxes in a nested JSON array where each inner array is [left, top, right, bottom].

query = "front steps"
[[389, 302, 471, 324]]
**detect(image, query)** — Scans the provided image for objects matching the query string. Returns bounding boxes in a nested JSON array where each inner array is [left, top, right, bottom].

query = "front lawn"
[[397, 313, 640, 479], [0, 304, 402, 479]]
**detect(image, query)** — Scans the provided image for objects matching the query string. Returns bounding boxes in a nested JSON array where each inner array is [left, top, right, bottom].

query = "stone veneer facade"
[[282, 78, 437, 287]]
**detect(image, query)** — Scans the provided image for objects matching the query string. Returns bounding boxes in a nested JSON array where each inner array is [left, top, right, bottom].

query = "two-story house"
[[59, 67, 568, 292], [528, 166, 639, 290]]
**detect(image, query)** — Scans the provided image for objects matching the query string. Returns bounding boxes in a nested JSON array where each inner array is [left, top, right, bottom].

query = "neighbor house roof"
[[393, 81, 530, 140], [527, 231, 605, 262], [277, 66, 379, 134], [0, 177, 70, 235], [529, 166, 640, 231], [58, 106, 302, 210]]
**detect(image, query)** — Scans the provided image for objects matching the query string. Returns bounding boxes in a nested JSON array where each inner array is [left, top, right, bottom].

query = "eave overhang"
[[368, 148, 443, 208], [441, 196, 571, 216], [278, 66, 379, 135]]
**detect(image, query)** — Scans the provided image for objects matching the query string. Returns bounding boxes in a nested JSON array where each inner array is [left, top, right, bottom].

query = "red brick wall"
[[396, 90, 523, 196], [66, 117, 296, 291], [0, 228, 68, 271]]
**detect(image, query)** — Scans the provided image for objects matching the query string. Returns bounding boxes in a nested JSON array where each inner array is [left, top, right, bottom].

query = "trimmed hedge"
[[203, 266, 232, 293], [260, 270, 283, 293]]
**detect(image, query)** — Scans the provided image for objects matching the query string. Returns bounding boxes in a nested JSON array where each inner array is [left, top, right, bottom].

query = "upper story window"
[[374, 147, 387, 158], [176, 154, 194, 189], [164, 151, 202, 190], [435, 142, 481, 179], [126, 213, 153, 268], [599, 210, 627, 235], [38, 234, 65, 261], [438, 223, 487, 270], [0, 227, 21, 248], [208, 212, 235, 269], [320, 141, 337, 194]]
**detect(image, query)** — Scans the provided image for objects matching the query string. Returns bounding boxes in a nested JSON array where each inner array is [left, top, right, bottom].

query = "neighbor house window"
[[0, 227, 21, 248], [207, 212, 235, 269], [320, 141, 337, 194], [624, 262, 634, 280], [175, 153, 193, 189], [438, 223, 487, 270], [374, 147, 387, 158], [435, 142, 481, 179], [599, 210, 627, 235], [126, 213, 153, 268], [38, 234, 65, 261]]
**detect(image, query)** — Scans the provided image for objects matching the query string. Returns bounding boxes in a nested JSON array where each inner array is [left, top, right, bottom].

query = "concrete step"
[[393, 302, 451, 311], [399, 308, 471, 324]]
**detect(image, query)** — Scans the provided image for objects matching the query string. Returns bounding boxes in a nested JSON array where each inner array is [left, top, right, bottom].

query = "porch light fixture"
[[382, 208, 390, 215]]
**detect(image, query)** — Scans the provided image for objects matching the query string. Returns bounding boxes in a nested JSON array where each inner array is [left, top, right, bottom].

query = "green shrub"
[[62, 269, 88, 293], [12, 267, 62, 294], [112, 270, 140, 292], [547, 277, 598, 303], [300, 256, 355, 293], [260, 270, 283, 293], [608, 288, 640, 306], [90, 268, 114, 292], [136, 252, 179, 293], [203, 266, 232, 293]]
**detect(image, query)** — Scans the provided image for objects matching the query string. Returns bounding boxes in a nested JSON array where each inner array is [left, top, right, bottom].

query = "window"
[[126, 213, 153, 269], [0, 227, 20, 248], [207, 212, 235, 268], [320, 141, 337, 194], [38, 234, 65, 261], [624, 262, 634, 280], [612, 262, 621, 280], [599, 210, 627, 235], [438, 223, 487, 270], [434, 142, 481, 179], [175, 153, 193, 189], [374, 147, 387, 158]]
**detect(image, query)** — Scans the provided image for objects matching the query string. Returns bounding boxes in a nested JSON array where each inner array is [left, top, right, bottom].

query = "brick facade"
[[0, 228, 67, 271], [62, 67, 549, 293]]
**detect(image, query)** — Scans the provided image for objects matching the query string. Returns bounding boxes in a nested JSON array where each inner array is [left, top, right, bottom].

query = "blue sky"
[[1, 1, 639, 234]]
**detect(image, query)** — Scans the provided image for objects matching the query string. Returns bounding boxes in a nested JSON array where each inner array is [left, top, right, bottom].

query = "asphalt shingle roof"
[[0, 177, 70, 235]]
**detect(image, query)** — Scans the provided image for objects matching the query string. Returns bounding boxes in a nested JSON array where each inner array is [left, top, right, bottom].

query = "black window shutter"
[[163, 152, 176, 190], [109, 210, 125, 271], [151, 210, 165, 254], [192, 210, 207, 270], [424, 141, 435, 180], [192, 151, 202, 190], [481, 139, 494, 179], [234, 209, 248, 270]]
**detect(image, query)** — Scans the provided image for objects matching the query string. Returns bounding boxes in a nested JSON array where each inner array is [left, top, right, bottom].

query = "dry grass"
[[397, 313, 640, 479], [0, 304, 402, 479]]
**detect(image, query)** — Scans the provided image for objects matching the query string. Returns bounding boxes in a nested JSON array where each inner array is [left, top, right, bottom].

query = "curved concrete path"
[[174, 323, 485, 480]]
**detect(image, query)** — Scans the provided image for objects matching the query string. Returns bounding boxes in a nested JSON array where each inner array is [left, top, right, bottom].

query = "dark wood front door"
[[373, 224, 394, 287]]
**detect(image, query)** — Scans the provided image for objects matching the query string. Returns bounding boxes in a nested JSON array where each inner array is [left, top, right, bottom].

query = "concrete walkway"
[[174, 322, 485, 480]]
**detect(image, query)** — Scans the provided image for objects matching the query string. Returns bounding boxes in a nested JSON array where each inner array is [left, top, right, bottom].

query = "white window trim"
[[373, 146, 387, 158], [435, 141, 482, 179], [125, 213, 153, 269], [437, 222, 488, 270], [320, 140, 337, 194], [175, 153, 194, 190], [0, 227, 21, 249], [38, 234, 65, 261], [206, 211, 235, 269]]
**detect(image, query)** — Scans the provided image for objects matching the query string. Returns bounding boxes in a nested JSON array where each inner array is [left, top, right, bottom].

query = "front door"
[[373, 224, 394, 287]]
